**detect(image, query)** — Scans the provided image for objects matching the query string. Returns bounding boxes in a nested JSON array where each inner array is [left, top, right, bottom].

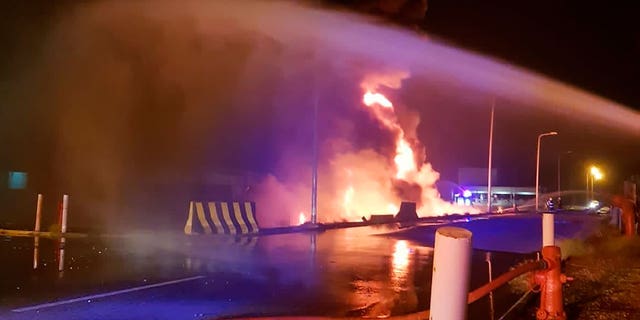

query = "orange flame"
[[343, 185, 355, 216], [394, 136, 416, 180], [298, 212, 306, 225], [354, 72, 477, 218], [362, 90, 414, 180], [363, 91, 393, 108]]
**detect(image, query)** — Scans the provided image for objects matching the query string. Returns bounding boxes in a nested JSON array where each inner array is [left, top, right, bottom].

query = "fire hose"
[[468, 259, 548, 304]]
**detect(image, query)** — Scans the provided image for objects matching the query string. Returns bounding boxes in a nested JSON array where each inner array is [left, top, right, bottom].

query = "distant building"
[[455, 167, 535, 212]]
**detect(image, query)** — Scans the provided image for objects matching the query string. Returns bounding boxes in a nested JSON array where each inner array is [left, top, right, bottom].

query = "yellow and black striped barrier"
[[184, 201, 259, 235]]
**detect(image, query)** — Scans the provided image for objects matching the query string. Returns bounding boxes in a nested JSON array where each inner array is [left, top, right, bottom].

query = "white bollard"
[[33, 236, 40, 270], [430, 227, 473, 320], [61, 195, 69, 234], [542, 213, 554, 247], [58, 238, 66, 272], [34, 194, 43, 233]]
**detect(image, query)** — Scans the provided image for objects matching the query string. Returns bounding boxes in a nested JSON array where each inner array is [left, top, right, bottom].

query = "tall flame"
[[343, 186, 355, 215], [281, 72, 474, 225], [356, 71, 474, 217], [363, 91, 393, 108], [394, 136, 417, 180], [298, 212, 306, 225], [361, 87, 416, 181]]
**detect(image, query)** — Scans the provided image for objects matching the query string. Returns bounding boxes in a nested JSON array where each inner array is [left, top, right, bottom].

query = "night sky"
[[334, 0, 639, 109]]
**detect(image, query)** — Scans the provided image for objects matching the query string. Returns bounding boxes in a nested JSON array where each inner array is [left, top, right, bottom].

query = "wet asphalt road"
[[0, 213, 604, 320]]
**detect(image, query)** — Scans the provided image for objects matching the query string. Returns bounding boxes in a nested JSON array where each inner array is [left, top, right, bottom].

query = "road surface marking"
[[12, 275, 206, 313]]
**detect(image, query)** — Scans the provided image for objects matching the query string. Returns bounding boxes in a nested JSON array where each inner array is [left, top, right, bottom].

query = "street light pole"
[[487, 100, 495, 213], [535, 131, 558, 212], [586, 170, 590, 203], [311, 89, 319, 225], [588, 166, 603, 204]]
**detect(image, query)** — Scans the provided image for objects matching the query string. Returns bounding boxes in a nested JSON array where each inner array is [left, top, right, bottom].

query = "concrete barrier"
[[184, 201, 259, 235]]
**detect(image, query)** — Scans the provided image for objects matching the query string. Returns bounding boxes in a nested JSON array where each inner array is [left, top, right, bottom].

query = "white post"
[[61, 194, 69, 233], [430, 227, 473, 320], [58, 238, 66, 272], [542, 213, 555, 247], [34, 194, 43, 233], [33, 236, 40, 270]]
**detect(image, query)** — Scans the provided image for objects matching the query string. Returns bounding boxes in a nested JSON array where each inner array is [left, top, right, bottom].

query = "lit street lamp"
[[587, 165, 603, 203], [535, 131, 558, 212], [590, 166, 603, 180]]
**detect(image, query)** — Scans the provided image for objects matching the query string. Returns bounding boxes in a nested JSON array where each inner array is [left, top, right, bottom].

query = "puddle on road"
[[181, 226, 536, 319], [1, 227, 536, 319], [0, 235, 196, 309]]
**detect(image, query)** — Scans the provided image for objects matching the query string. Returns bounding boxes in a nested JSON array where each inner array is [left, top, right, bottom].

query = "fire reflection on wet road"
[[0, 222, 533, 320]]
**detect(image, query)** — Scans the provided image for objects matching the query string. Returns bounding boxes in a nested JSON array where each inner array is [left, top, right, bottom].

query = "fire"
[[361, 89, 416, 181], [394, 136, 416, 180], [343, 185, 355, 216], [350, 72, 476, 218], [363, 91, 393, 108], [298, 212, 306, 225]]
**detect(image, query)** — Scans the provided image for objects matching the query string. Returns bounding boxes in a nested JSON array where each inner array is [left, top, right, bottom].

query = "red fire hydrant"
[[613, 195, 637, 237], [535, 246, 570, 320]]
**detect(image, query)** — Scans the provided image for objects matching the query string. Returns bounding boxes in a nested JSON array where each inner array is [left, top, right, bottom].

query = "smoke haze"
[[2, 0, 639, 230]]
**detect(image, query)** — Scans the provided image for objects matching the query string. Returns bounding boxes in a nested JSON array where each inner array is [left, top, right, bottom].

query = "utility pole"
[[535, 132, 558, 212], [487, 99, 495, 213], [311, 88, 319, 224]]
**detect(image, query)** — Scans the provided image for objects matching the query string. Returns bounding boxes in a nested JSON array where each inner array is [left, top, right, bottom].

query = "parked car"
[[597, 205, 611, 215]]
